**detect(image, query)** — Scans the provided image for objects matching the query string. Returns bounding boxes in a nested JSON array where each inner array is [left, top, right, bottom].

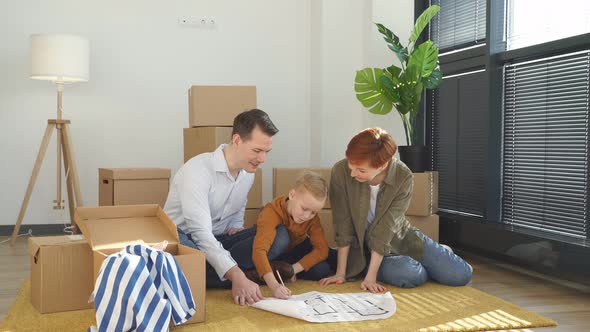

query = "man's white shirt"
[[164, 144, 254, 279]]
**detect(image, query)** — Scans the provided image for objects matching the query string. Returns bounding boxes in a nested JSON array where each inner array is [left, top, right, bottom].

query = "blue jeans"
[[375, 231, 472, 288], [177, 225, 290, 288], [276, 238, 333, 281]]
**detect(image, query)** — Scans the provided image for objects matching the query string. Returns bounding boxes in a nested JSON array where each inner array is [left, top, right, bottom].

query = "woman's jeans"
[[177, 225, 290, 288], [373, 231, 473, 288]]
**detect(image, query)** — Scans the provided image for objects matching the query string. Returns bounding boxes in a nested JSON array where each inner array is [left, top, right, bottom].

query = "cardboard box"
[[407, 214, 439, 242], [247, 169, 263, 208], [99, 168, 171, 207], [183, 127, 233, 163], [28, 235, 94, 313], [406, 171, 439, 216], [75, 204, 206, 324], [317, 210, 336, 248], [273, 168, 332, 209], [242, 208, 261, 229], [188, 85, 257, 127]]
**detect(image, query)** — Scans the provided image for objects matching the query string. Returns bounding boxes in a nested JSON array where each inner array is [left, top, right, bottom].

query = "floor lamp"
[[11, 34, 89, 245]]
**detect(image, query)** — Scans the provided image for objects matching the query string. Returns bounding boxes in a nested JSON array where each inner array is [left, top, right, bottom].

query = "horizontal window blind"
[[430, 0, 486, 52], [432, 70, 488, 216], [503, 50, 590, 238]]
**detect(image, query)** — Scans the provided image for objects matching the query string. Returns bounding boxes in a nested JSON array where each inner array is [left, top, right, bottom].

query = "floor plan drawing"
[[252, 291, 396, 323]]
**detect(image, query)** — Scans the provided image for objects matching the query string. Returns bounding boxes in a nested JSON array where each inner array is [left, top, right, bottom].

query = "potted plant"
[[354, 5, 442, 172]]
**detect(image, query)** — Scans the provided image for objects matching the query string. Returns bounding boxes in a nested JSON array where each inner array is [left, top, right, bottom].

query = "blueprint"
[[251, 291, 396, 322]]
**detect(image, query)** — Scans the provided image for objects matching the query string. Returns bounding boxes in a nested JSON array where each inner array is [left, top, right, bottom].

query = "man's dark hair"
[[232, 109, 279, 141]]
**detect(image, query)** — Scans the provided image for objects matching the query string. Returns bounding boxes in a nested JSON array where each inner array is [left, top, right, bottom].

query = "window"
[[506, 0, 590, 51], [430, 0, 486, 52], [428, 0, 488, 217], [502, 50, 590, 238], [432, 70, 488, 217]]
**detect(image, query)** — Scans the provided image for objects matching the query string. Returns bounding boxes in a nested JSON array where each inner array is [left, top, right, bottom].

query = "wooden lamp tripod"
[[11, 34, 89, 245]]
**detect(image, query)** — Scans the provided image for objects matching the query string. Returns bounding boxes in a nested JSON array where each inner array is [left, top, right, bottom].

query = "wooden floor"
[[1, 236, 589, 331]]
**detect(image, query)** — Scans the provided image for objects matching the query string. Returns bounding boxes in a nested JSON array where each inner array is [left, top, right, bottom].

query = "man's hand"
[[225, 227, 244, 236], [226, 266, 265, 306], [319, 274, 346, 286]]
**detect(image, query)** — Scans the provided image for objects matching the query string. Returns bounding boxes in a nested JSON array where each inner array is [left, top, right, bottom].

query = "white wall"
[[310, 0, 413, 167], [0, 0, 413, 227]]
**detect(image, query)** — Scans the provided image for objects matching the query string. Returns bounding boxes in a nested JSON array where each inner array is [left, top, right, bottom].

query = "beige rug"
[[1, 280, 556, 332]]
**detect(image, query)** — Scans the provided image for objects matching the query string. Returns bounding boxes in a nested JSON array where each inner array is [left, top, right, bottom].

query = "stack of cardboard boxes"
[[183, 85, 263, 224], [27, 85, 266, 324], [406, 172, 439, 241]]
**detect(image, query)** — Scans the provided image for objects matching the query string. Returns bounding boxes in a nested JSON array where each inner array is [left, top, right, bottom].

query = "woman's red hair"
[[345, 127, 397, 168]]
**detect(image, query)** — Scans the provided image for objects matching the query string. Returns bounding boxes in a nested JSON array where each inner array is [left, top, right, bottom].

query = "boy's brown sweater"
[[252, 195, 329, 278]]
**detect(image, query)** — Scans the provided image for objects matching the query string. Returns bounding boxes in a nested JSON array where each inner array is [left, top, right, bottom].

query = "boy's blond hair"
[[294, 171, 328, 201]]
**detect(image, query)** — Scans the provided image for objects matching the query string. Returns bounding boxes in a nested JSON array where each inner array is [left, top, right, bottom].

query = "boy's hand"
[[270, 283, 292, 299], [319, 274, 346, 286], [225, 227, 244, 236]]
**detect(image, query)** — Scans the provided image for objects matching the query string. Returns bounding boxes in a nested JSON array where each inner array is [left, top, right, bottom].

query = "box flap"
[[99, 168, 171, 180], [75, 205, 178, 251]]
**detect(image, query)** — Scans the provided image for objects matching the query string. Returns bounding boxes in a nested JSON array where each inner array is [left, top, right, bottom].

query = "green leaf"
[[354, 68, 394, 115], [376, 23, 408, 64], [423, 68, 443, 89], [403, 64, 421, 84], [385, 64, 402, 79], [408, 40, 439, 78], [409, 5, 440, 43], [379, 75, 400, 103], [409, 82, 424, 118]]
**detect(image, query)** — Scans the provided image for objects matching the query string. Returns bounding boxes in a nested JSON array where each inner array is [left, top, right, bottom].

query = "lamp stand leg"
[[61, 128, 76, 232], [11, 123, 56, 245], [61, 122, 83, 208]]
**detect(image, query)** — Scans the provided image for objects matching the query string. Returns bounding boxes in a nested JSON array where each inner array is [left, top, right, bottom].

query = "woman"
[[320, 128, 472, 292]]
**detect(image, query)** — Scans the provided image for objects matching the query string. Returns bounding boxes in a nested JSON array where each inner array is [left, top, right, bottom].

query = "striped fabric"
[[88, 244, 196, 332]]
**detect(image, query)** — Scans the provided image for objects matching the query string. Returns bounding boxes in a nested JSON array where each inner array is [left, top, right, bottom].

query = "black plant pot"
[[398, 145, 430, 173]]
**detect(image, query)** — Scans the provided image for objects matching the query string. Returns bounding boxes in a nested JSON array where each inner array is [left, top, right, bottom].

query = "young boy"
[[251, 171, 332, 299]]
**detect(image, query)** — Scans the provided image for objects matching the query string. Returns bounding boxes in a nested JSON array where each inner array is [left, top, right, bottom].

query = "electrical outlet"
[[178, 17, 216, 29]]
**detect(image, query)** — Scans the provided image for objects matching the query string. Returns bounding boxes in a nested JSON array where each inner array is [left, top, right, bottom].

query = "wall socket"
[[178, 17, 216, 29]]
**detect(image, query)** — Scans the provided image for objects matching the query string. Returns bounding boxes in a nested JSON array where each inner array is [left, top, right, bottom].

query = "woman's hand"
[[319, 274, 346, 286], [360, 279, 387, 293]]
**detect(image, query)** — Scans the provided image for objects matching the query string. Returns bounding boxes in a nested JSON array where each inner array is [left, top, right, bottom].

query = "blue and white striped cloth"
[[88, 244, 196, 332]]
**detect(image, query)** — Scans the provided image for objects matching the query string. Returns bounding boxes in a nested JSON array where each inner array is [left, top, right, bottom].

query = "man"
[[164, 109, 280, 306]]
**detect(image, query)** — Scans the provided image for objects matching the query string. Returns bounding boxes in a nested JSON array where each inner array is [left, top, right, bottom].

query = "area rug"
[[0, 279, 556, 332]]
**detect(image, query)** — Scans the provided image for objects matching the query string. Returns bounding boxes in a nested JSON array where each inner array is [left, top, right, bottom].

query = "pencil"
[[276, 269, 286, 287]]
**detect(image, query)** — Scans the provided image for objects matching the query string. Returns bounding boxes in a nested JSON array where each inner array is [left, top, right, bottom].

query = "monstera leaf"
[[408, 41, 439, 78], [355, 68, 393, 115], [385, 64, 402, 80], [410, 5, 441, 43], [376, 23, 408, 64], [423, 68, 443, 89], [379, 75, 400, 104]]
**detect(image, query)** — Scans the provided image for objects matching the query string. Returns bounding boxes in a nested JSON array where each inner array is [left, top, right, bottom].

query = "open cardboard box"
[[74, 204, 206, 324]]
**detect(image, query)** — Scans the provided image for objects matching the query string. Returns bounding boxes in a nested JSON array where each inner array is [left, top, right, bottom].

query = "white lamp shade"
[[30, 34, 89, 83]]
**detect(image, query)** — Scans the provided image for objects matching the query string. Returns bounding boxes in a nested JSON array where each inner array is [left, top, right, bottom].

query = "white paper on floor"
[[251, 291, 396, 323]]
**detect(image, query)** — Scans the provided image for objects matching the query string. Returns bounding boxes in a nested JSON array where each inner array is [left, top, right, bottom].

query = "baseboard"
[[0, 224, 69, 236]]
